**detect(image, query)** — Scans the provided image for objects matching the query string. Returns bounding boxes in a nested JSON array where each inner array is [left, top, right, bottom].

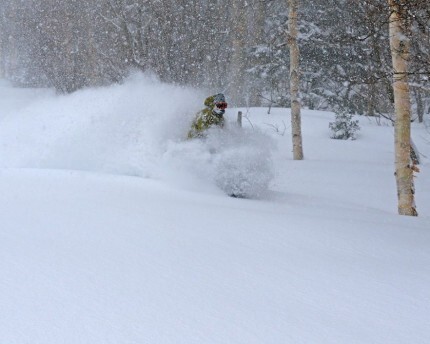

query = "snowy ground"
[[1, 75, 429, 343]]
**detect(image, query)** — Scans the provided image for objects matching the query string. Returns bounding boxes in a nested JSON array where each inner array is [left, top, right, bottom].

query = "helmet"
[[212, 93, 227, 115], [213, 93, 226, 104]]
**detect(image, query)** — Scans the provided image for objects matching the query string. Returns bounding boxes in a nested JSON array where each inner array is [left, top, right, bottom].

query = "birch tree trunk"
[[0, 36, 3, 79], [229, 0, 246, 107], [0, 11, 4, 79], [387, 0, 418, 216], [288, 0, 304, 160], [249, 0, 266, 107]]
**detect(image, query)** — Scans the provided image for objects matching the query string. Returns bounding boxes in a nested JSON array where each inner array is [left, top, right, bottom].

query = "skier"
[[187, 93, 228, 139]]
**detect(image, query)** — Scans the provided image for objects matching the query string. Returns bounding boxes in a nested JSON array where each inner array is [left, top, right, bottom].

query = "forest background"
[[0, 0, 429, 120]]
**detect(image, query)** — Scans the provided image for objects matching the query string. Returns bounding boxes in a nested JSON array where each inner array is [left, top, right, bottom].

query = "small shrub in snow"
[[329, 110, 360, 140]]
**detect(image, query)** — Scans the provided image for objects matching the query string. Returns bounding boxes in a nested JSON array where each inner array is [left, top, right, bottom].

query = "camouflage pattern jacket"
[[188, 95, 225, 139]]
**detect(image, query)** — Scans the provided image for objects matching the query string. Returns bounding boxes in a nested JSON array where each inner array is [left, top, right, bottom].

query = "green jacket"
[[188, 95, 225, 139]]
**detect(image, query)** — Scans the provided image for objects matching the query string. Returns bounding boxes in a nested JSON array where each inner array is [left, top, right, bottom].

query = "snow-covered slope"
[[1, 76, 429, 343]]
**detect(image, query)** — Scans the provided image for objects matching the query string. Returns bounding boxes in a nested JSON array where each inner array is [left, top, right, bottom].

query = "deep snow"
[[1, 75, 429, 343]]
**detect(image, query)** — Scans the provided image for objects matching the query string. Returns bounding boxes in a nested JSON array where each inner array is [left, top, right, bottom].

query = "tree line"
[[0, 0, 428, 117]]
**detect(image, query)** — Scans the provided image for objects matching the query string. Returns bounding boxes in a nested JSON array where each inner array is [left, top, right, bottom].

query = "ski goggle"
[[215, 102, 228, 110]]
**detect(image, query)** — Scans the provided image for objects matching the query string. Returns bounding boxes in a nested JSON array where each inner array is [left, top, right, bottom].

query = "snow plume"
[[0, 73, 203, 176], [161, 126, 275, 198], [0, 74, 275, 196]]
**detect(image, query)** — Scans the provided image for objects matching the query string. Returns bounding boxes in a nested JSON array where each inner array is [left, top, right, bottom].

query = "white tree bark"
[[229, 0, 247, 107], [288, 0, 304, 160], [249, 0, 266, 107], [387, 0, 418, 216], [0, 37, 3, 79]]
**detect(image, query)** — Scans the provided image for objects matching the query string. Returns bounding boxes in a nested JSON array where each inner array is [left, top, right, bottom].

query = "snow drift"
[[1, 76, 430, 344]]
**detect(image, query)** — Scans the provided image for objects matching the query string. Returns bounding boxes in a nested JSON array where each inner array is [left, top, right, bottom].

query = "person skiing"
[[187, 93, 228, 139]]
